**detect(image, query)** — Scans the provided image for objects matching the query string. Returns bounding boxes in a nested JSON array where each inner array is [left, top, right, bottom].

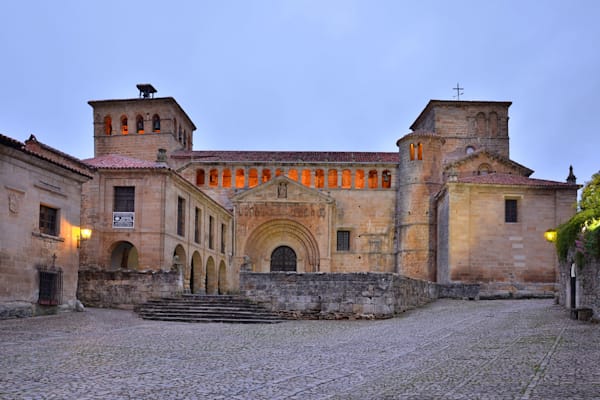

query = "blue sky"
[[1, 0, 599, 186]]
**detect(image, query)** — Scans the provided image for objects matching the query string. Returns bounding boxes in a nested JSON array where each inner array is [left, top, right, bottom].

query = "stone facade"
[[558, 256, 600, 321], [0, 134, 91, 318]]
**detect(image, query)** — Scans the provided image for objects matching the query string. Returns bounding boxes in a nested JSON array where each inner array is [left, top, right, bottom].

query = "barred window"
[[114, 186, 135, 212], [337, 230, 350, 251], [505, 199, 518, 223], [39, 205, 59, 236]]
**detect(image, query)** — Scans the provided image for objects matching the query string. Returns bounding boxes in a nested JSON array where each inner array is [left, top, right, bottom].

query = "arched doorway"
[[206, 257, 217, 295], [110, 241, 139, 270], [190, 252, 203, 294], [218, 261, 227, 294], [270, 246, 297, 272]]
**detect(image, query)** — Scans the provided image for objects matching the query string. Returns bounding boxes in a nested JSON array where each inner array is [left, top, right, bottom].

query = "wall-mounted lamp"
[[544, 229, 557, 243], [78, 228, 92, 248]]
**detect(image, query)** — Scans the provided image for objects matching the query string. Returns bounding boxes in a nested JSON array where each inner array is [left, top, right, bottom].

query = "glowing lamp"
[[78, 228, 92, 248], [544, 229, 557, 243]]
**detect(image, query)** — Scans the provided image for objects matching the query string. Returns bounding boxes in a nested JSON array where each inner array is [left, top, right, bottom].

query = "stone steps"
[[135, 295, 285, 324]]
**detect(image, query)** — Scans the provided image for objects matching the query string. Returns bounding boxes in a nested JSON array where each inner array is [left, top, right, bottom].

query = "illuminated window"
[[196, 169, 205, 186], [355, 170, 365, 189], [275, 168, 283, 177], [410, 143, 415, 161], [301, 169, 311, 186], [382, 170, 391, 188], [328, 169, 338, 188], [222, 169, 232, 187], [262, 169, 271, 183], [315, 169, 324, 188], [342, 169, 351, 189], [288, 169, 298, 181], [209, 169, 218, 187], [136, 115, 144, 134], [368, 170, 378, 189], [152, 114, 160, 132], [120, 116, 128, 135], [235, 169, 245, 188], [104, 115, 112, 135], [417, 143, 423, 160], [410, 143, 423, 161], [249, 168, 258, 187]]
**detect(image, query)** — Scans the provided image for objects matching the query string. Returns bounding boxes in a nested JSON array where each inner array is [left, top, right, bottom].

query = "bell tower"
[[88, 84, 196, 162]]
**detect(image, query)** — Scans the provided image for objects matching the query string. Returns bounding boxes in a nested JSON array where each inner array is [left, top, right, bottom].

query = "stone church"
[[77, 84, 578, 299]]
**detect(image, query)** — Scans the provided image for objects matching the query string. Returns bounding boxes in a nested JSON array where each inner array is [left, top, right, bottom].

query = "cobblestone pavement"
[[1, 299, 599, 400]]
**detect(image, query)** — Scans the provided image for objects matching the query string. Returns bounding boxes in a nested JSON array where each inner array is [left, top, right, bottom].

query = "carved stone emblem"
[[277, 182, 287, 198]]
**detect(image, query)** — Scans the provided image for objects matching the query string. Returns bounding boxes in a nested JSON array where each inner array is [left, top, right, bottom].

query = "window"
[[355, 170, 364, 189], [209, 216, 214, 249], [220, 223, 226, 253], [301, 169, 311, 186], [410, 143, 423, 160], [209, 169, 218, 187], [152, 114, 160, 132], [178, 127, 182, 142], [337, 230, 350, 251], [262, 169, 271, 183], [104, 115, 112, 135], [39, 205, 59, 236], [288, 169, 298, 181], [342, 169, 351, 189], [249, 168, 258, 187], [222, 168, 232, 187], [120, 116, 128, 135], [275, 168, 283, 177], [114, 186, 135, 212], [505, 199, 518, 223], [196, 169, 205, 186], [177, 197, 185, 236], [328, 169, 338, 188], [136, 115, 144, 134], [382, 170, 391, 189], [315, 169, 324, 188], [38, 267, 62, 306], [368, 170, 378, 189], [235, 169, 245, 188], [194, 207, 201, 244]]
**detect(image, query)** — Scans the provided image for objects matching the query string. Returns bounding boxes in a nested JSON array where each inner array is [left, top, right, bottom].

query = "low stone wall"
[[77, 269, 181, 309], [240, 272, 443, 319], [438, 283, 481, 300]]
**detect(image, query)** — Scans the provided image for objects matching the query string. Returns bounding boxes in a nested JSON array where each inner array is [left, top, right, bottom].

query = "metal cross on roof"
[[453, 83, 464, 100]]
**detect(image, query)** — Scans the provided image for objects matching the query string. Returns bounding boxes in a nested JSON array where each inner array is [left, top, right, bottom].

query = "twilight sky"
[[1, 0, 599, 187]]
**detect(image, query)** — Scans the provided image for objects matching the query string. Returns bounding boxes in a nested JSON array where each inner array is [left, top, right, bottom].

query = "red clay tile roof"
[[457, 173, 577, 189], [172, 150, 399, 163], [82, 154, 168, 169]]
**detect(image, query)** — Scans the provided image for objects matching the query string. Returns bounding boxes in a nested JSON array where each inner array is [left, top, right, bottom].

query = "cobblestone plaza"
[[1, 299, 598, 399]]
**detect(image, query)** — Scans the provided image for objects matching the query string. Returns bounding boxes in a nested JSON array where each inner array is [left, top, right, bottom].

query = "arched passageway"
[[110, 241, 139, 270], [270, 246, 297, 272], [206, 257, 217, 295]]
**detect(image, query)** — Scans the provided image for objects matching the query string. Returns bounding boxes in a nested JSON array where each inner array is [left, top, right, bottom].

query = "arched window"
[[342, 169, 351, 189], [209, 169, 218, 187], [355, 170, 365, 189], [262, 169, 271, 183], [382, 170, 391, 188], [417, 143, 423, 160], [489, 112, 498, 136], [120, 115, 128, 135], [152, 114, 160, 132], [270, 246, 297, 272], [136, 115, 144, 134], [315, 169, 325, 188], [178, 127, 182, 143], [410, 143, 415, 161], [368, 170, 378, 189], [249, 168, 258, 187], [478, 163, 492, 175], [328, 169, 338, 188], [410, 143, 423, 161], [183, 130, 187, 146], [301, 169, 311, 186], [173, 119, 177, 136], [235, 169, 245, 188], [288, 169, 298, 181], [196, 169, 205, 186], [104, 115, 112, 135], [275, 168, 283, 177], [222, 169, 232, 187], [476, 112, 486, 135]]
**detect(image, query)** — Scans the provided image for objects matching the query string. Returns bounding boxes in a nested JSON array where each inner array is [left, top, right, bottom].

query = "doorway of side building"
[[206, 257, 218, 295], [270, 246, 297, 272]]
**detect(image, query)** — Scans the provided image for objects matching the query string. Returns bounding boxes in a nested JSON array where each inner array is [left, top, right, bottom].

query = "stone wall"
[[77, 269, 181, 309], [240, 272, 469, 319], [558, 258, 600, 320]]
